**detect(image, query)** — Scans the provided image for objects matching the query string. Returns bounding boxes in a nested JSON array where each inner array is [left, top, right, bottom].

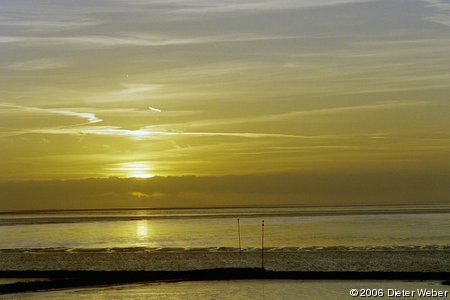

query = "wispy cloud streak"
[[155, 101, 432, 130], [422, 0, 450, 26], [1, 101, 430, 140], [0, 103, 305, 139], [157, 0, 373, 14], [148, 106, 162, 113], [0, 33, 301, 49], [5, 59, 70, 71], [0, 103, 102, 125], [0, 19, 102, 32], [29, 127, 306, 139]]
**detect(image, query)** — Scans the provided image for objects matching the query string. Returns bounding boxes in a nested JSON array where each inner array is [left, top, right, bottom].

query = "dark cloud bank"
[[0, 172, 449, 212]]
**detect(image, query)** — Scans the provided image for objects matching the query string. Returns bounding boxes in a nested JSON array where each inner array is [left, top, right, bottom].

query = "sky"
[[0, 0, 449, 210]]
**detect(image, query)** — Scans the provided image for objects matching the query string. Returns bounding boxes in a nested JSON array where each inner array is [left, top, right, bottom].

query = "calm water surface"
[[0, 206, 449, 249], [7, 280, 449, 299]]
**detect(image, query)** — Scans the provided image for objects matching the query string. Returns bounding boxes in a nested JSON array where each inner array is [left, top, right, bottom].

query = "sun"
[[107, 162, 155, 178], [126, 162, 155, 178]]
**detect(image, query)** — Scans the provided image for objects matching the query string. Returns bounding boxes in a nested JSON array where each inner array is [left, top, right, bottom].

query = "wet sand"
[[0, 247, 449, 272], [1, 248, 449, 295]]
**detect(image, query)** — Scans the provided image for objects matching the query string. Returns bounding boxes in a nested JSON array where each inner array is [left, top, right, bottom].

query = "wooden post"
[[237, 218, 242, 255], [261, 220, 265, 269]]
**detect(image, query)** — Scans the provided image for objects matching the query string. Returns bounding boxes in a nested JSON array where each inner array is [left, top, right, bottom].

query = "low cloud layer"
[[1, 172, 448, 212]]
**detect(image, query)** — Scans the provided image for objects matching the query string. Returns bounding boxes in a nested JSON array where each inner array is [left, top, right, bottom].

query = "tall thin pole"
[[237, 218, 242, 255], [261, 220, 265, 269]]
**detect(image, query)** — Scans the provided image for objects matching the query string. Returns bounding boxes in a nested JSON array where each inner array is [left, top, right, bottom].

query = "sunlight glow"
[[107, 162, 155, 178], [130, 172, 155, 178], [136, 220, 149, 239]]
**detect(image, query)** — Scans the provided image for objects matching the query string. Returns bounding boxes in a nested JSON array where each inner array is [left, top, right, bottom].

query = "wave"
[[1, 245, 449, 254]]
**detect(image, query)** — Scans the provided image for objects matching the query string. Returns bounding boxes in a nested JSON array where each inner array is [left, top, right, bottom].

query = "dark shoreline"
[[1, 269, 449, 295]]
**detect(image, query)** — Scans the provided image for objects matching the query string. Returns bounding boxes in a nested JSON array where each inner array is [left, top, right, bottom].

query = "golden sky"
[[0, 0, 449, 210]]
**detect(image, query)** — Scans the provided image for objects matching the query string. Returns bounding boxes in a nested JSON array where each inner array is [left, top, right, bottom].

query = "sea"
[[1, 205, 449, 298]]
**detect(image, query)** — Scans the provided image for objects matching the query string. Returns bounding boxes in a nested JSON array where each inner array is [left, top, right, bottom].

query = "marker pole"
[[237, 218, 242, 255], [261, 220, 265, 269]]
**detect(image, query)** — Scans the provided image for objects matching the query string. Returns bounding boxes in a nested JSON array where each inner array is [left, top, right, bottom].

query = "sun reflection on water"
[[136, 220, 149, 240]]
